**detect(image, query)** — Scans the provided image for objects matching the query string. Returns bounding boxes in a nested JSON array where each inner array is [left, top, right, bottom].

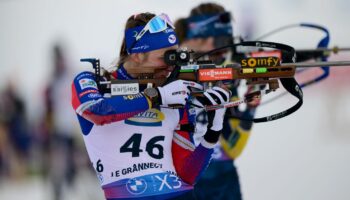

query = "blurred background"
[[0, 0, 349, 199]]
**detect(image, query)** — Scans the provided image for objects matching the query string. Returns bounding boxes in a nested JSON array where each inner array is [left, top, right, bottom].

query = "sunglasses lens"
[[160, 13, 175, 29], [148, 16, 167, 33]]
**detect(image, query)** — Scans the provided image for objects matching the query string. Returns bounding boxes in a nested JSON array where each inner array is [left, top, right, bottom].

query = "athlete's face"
[[138, 45, 178, 78], [181, 37, 215, 52]]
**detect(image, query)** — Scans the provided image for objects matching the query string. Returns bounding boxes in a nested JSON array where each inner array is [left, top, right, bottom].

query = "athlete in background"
[[175, 3, 260, 200]]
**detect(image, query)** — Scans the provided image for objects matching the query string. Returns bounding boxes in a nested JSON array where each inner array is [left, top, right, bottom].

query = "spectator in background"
[[42, 44, 81, 200], [0, 119, 7, 181], [0, 82, 31, 180]]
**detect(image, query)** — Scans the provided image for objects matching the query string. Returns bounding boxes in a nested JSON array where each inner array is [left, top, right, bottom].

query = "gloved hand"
[[157, 80, 203, 107], [245, 85, 261, 108], [195, 86, 230, 144]]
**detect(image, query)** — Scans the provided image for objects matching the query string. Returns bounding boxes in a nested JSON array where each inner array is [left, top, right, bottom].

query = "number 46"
[[120, 133, 165, 159]]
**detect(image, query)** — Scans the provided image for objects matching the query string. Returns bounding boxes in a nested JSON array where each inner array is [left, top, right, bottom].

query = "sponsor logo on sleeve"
[[88, 93, 102, 98], [76, 72, 93, 80], [79, 89, 98, 98], [79, 78, 98, 90]]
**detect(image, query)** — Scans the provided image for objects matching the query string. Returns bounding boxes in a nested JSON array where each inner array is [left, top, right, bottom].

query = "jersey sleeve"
[[71, 71, 151, 126], [171, 106, 214, 185]]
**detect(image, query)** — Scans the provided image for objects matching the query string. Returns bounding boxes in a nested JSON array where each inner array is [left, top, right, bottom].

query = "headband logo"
[[168, 34, 176, 44]]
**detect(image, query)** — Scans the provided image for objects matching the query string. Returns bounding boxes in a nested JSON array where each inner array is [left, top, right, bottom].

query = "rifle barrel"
[[281, 61, 350, 68], [296, 47, 350, 53]]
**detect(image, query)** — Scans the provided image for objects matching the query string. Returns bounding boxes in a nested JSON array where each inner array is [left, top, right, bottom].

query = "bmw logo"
[[126, 178, 147, 195]]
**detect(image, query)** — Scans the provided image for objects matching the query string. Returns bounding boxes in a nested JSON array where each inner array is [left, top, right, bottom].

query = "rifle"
[[251, 22, 350, 105], [81, 41, 350, 122]]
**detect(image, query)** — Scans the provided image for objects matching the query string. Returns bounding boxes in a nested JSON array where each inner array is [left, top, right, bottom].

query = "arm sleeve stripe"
[[76, 98, 103, 115], [173, 132, 196, 151]]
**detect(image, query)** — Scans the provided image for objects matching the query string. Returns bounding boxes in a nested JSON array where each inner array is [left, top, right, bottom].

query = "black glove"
[[195, 86, 230, 144]]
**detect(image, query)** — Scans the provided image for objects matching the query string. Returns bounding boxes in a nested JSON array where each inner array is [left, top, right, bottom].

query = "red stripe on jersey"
[[71, 82, 81, 111], [177, 109, 191, 141], [82, 110, 142, 125]]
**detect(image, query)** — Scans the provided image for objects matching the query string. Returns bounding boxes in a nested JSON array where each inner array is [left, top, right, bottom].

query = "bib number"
[[120, 133, 165, 159]]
